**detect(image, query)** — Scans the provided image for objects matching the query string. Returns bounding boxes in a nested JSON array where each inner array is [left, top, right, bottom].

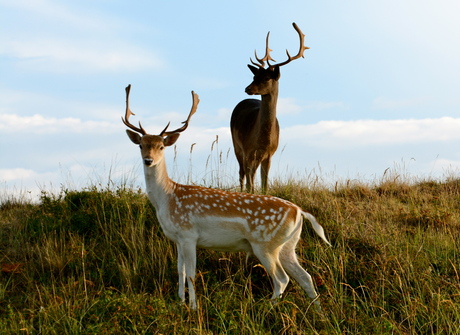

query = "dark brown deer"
[[231, 22, 309, 193]]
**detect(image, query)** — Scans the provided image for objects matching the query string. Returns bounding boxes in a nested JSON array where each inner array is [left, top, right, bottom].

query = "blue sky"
[[2, 0, 460, 200]]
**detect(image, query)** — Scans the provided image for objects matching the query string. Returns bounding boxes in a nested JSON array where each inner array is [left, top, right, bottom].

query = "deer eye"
[[160, 145, 165, 150]]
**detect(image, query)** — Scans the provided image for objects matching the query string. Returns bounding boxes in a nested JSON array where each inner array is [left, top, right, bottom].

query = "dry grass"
[[0, 173, 459, 334]]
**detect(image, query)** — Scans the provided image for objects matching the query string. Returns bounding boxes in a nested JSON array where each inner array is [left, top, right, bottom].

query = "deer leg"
[[279, 243, 321, 309], [245, 168, 256, 193], [245, 153, 261, 193], [176, 244, 186, 304], [177, 242, 198, 310], [182, 242, 198, 310], [251, 244, 289, 299], [244, 160, 255, 193], [236, 155, 246, 192], [239, 168, 245, 192], [260, 157, 272, 193]]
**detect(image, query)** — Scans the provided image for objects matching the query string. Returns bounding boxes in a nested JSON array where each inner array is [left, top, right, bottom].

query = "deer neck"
[[143, 159, 176, 210], [258, 85, 279, 130]]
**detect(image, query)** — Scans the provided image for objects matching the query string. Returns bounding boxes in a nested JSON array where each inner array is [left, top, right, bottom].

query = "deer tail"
[[301, 211, 331, 246]]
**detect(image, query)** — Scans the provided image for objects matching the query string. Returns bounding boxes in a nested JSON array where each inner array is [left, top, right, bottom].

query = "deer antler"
[[250, 23, 309, 69], [160, 91, 199, 136], [122, 84, 147, 135], [250, 32, 276, 68], [272, 22, 309, 68]]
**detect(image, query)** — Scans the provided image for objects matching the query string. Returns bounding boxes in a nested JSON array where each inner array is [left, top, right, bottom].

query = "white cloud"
[[278, 97, 303, 115], [429, 158, 460, 175], [216, 108, 232, 122], [304, 101, 347, 112], [178, 126, 232, 153], [2, 37, 163, 73], [276, 98, 348, 116], [0, 88, 123, 121], [0, 113, 118, 134], [0, 0, 163, 73], [0, 168, 37, 182], [284, 117, 460, 148], [1, 0, 133, 34]]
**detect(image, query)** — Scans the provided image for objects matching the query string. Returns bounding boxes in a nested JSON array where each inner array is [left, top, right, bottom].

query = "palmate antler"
[[250, 22, 309, 69], [122, 85, 199, 137]]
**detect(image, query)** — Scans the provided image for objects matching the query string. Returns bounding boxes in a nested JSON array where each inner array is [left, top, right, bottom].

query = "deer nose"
[[245, 85, 254, 95], [144, 158, 153, 166]]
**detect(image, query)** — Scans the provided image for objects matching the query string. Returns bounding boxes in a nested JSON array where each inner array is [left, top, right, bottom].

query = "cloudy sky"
[[2, 0, 460, 200]]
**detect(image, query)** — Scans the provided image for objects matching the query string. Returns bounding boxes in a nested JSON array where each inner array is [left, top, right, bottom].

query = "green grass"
[[1, 175, 459, 334]]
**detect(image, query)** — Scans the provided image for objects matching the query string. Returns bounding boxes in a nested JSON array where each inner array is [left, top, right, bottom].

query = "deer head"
[[245, 22, 309, 95], [122, 84, 199, 167]]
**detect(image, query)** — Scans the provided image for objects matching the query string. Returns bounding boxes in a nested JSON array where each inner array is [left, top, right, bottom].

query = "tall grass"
[[1, 161, 459, 333]]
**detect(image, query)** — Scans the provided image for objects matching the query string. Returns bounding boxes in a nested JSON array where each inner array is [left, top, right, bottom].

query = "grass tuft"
[[1, 174, 459, 334]]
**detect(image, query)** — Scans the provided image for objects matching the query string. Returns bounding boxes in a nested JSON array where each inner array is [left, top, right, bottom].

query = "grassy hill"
[[1, 176, 459, 334]]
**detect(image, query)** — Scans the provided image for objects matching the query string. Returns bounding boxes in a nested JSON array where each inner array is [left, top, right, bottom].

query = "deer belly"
[[197, 235, 253, 253], [195, 222, 253, 252]]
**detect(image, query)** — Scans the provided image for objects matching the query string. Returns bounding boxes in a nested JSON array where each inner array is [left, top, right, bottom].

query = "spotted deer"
[[231, 22, 309, 193], [122, 85, 330, 310]]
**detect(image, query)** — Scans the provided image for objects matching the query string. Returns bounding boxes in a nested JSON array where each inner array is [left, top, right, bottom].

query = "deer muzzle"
[[245, 85, 256, 95], [144, 158, 154, 166]]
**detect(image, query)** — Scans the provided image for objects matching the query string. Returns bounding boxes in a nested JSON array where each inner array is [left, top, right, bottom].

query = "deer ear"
[[164, 132, 180, 146], [248, 64, 259, 75], [271, 65, 280, 80], [126, 129, 142, 144]]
